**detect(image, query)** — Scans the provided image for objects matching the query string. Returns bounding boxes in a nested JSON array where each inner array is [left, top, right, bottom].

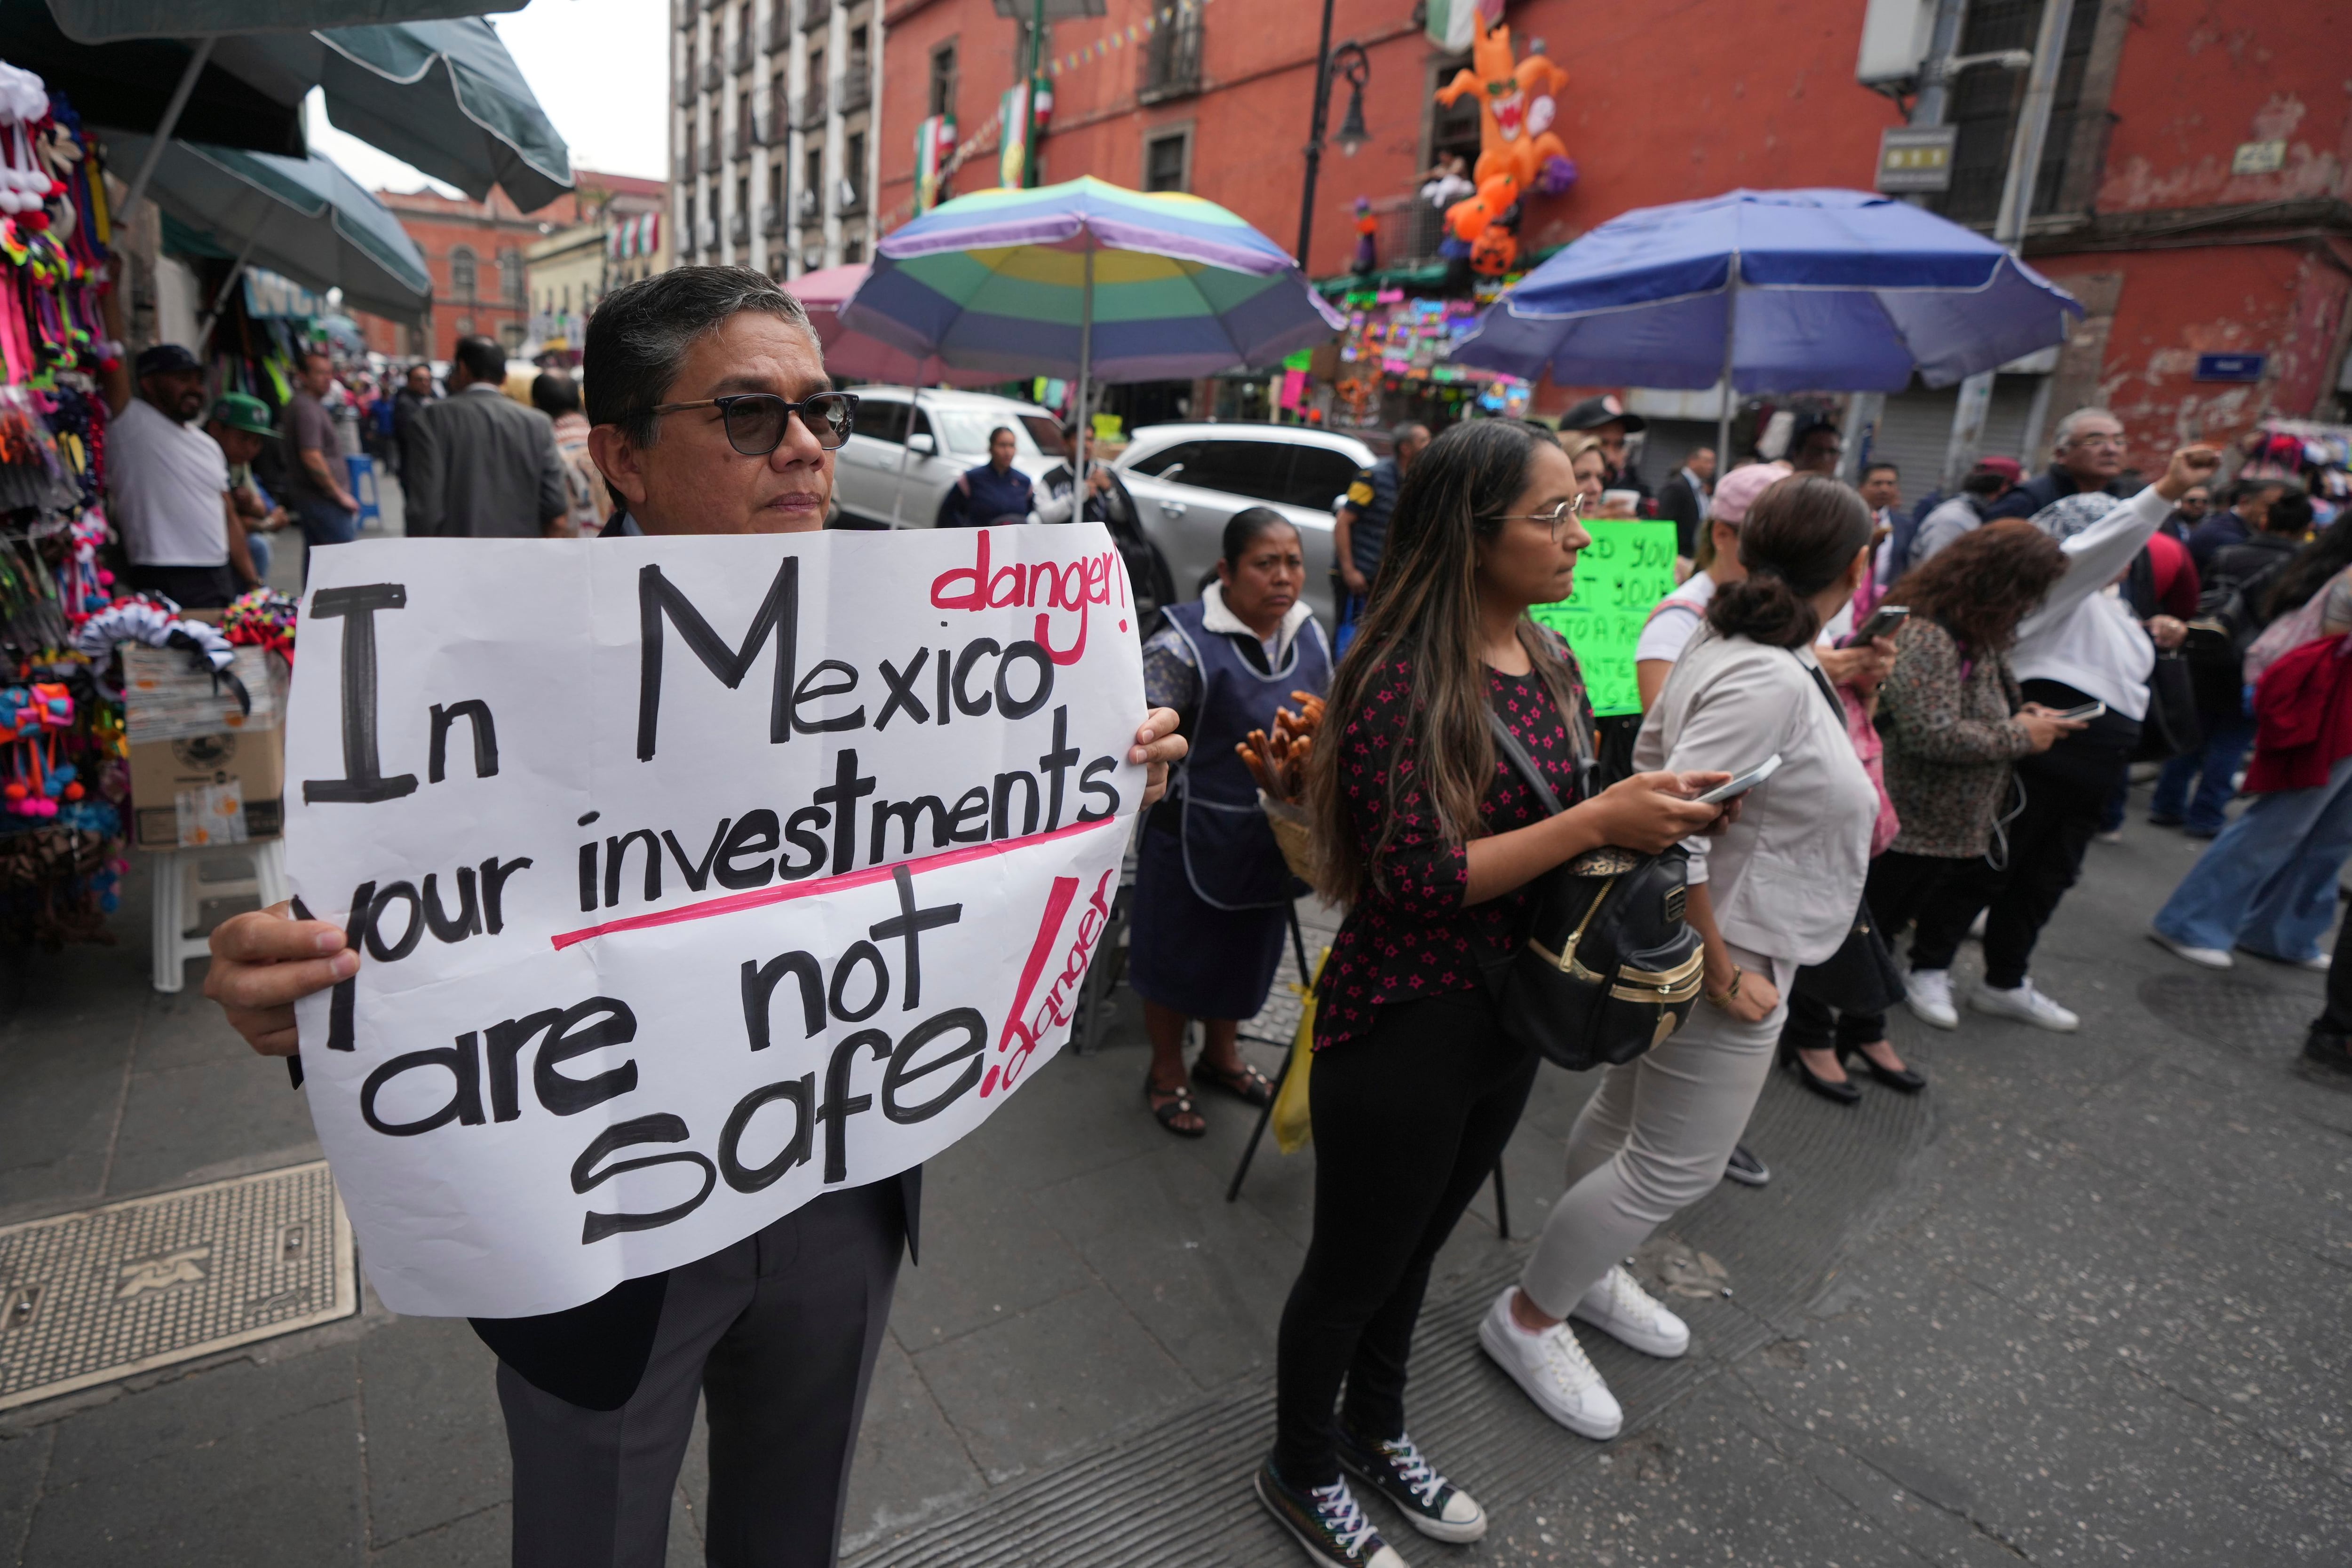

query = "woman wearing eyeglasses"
[[1255, 420, 1724, 1568]]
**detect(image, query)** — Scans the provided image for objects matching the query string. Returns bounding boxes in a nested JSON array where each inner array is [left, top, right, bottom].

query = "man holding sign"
[[201, 267, 1187, 1568]]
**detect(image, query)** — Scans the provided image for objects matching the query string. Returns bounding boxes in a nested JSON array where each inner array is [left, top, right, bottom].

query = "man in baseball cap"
[[1904, 455, 2027, 572], [1558, 394, 1652, 510], [207, 393, 290, 587], [97, 341, 260, 608]]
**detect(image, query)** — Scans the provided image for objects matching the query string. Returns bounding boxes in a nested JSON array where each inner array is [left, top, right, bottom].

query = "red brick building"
[[353, 173, 668, 363], [876, 0, 2350, 477]]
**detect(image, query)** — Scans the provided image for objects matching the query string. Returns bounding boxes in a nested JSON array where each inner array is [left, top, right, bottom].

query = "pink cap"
[[1710, 461, 1792, 526]]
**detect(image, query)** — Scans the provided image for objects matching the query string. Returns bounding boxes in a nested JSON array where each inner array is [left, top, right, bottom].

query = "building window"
[[844, 131, 865, 207], [684, 193, 697, 239], [804, 145, 822, 212], [929, 40, 957, 117], [1933, 0, 2104, 225], [1144, 128, 1190, 193], [450, 245, 478, 300], [499, 247, 524, 304], [844, 235, 864, 264]]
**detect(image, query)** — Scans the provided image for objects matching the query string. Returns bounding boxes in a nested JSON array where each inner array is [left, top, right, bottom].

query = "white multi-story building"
[[671, 0, 883, 278]]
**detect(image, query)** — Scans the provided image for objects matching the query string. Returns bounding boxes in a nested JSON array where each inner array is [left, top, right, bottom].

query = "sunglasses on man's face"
[[650, 391, 859, 456]]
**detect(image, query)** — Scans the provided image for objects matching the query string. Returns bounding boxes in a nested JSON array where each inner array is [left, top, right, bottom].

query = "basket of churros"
[[1237, 690, 1325, 883]]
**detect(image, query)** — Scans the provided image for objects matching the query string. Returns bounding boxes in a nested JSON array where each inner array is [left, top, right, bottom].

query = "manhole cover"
[[0, 1162, 356, 1411], [2138, 972, 2315, 1056]]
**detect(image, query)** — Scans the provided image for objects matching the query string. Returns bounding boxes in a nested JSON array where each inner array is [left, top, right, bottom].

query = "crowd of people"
[[169, 261, 2345, 1568]]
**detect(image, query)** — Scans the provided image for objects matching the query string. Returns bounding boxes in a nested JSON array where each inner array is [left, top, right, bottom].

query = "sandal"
[[1192, 1057, 1275, 1108], [1145, 1075, 1208, 1138]]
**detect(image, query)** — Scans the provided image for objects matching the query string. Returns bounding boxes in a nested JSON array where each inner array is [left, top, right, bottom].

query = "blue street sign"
[[2194, 353, 2266, 382]]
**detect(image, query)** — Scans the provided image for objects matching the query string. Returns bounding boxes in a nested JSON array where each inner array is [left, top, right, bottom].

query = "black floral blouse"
[[1314, 657, 1591, 1047]]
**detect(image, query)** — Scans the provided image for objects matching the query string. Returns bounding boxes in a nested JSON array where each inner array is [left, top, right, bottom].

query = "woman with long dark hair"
[[1490, 475, 1881, 1444], [1779, 521, 2082, 1100], [1257, 421, 1725, 1568]]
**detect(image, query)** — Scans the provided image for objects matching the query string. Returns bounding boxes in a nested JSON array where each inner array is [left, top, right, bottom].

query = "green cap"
[[209, 392, 278, 438]]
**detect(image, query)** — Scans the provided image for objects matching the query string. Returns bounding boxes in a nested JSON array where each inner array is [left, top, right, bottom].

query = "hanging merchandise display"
[[0, 59, 138, 944], [1322, 289, 1528, 433], [1432, 13, 1575, 281]]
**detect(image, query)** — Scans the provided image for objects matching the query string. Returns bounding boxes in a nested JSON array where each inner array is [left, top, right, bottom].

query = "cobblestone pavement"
[[2, 759, 2346, 1564]]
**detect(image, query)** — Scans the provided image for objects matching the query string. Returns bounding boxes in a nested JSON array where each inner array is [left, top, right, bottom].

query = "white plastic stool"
[[150, 839, 290, 993]]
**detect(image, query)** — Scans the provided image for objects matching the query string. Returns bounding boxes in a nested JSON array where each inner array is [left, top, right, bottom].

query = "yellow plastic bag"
[[1271, 948, 1327, 1155]]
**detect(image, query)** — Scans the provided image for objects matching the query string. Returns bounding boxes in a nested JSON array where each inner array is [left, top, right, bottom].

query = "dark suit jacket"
[[469, 509, 922, 1411], [403, 384, 568, 538], [1657, 472, 1706, 557]]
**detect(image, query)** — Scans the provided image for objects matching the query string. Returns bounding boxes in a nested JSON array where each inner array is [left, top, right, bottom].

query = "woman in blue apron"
[[1134, 508, 1334, 1136]]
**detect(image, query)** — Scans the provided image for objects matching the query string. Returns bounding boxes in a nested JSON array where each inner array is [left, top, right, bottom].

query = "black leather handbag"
[[1485, 711, 1705, 1071]]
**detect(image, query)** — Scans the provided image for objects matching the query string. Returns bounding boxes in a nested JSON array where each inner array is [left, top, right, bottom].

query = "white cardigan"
[[1635, 626, 1879, 967]]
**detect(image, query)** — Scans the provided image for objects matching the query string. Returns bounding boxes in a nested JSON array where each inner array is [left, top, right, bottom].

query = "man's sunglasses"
[[650, 391, 859, 455]]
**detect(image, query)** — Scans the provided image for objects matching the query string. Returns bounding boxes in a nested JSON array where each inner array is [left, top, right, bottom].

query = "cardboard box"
[[121, 646, 288, 850]]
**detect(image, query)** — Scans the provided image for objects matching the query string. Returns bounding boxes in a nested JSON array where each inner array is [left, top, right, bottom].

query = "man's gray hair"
[[2051, 406, 2121, 451], [584, 265, 823, 448]]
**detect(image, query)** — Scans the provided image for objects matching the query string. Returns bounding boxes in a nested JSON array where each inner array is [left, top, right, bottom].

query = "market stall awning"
[[107, 132, 433, 322], [46, 0, 524, 41], [15, 1, 572, 212], [3, 0, 305, 153]]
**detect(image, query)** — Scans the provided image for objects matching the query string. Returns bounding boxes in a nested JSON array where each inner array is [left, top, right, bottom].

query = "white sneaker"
[[1969, 979, 2079, 1032], [1904, 968, 1959, 1029], [1478, 1288, 1622, 1440], [1571, 1265, 1690, 1359], [2150, 929, 2233, 970]]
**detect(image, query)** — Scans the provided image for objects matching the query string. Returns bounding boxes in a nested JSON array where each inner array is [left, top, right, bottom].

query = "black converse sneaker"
[[1337, 1427, 1488, 1543], [1255, 1457, 1409, 1568]]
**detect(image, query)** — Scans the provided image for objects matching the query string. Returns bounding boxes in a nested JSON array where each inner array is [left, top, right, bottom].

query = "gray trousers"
[[1519, 943, 1790, 1318], [500, 1180, 906, 1568]]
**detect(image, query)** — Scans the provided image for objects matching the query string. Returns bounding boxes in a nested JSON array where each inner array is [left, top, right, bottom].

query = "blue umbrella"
[[1451, 188, 2082, 455]]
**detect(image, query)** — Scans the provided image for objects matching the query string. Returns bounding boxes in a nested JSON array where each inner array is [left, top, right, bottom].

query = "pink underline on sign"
[[549, 816, 1120, 950]]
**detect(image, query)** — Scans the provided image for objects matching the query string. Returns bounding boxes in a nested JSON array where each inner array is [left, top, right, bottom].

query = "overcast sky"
[[309, 0, 669, 198]]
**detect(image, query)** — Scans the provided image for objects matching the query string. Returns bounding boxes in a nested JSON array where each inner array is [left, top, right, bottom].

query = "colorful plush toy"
[[1434, 14, 1576, 201]]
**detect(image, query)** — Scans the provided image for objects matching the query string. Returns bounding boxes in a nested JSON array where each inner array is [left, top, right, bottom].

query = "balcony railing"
[[767, 11, 792, 50], [797, 185, 821, 221], [729, 128, 751, 162], [836, 176, 864, 216], [729, 210, 750, 245], [1139, 8, 1202, 103], [700, 140, 722, 174], [674, 73, 696, 107], [699, 217, 720, 251], [702, 55, 723, 89], [1361, 191, 1448, 269], [674, 150, 693, 182], [839, 71, 870, 114], [795, 87, 827, 130], [731, 35, 753, 74], [762, 203, 786, 236], [803, 0, 831, 32]]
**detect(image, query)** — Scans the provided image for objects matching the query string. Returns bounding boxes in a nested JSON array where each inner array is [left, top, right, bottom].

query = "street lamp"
[[1295, 0, 1370, 275]]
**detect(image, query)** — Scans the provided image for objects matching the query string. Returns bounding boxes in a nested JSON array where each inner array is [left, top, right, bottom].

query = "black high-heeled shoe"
[[1779, 1039, 1860, 1104], [1843, 1042, 1927, 1093]]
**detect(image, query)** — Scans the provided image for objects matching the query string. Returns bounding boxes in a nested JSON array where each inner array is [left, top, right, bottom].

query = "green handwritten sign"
[[1528, 521, 1681, 718]]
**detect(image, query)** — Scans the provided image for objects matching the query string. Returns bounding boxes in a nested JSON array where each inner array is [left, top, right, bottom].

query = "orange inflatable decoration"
[[1434, 14, 1576, 201]]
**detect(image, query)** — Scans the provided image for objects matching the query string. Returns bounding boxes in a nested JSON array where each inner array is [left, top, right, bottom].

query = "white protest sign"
[[284, 524, 1144, 1318]]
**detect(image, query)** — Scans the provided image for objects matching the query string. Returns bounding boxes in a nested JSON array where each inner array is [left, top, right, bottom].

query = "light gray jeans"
[[1519, 943, 1790, 1318]]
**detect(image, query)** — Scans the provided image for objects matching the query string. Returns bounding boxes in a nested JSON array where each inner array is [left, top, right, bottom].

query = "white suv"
[[1114, 423, 1381, 626], [832, 387, 1069, 528]]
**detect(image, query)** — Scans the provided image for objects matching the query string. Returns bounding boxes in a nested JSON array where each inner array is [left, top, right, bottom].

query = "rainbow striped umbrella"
[[842, 178, 1342, 453]]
